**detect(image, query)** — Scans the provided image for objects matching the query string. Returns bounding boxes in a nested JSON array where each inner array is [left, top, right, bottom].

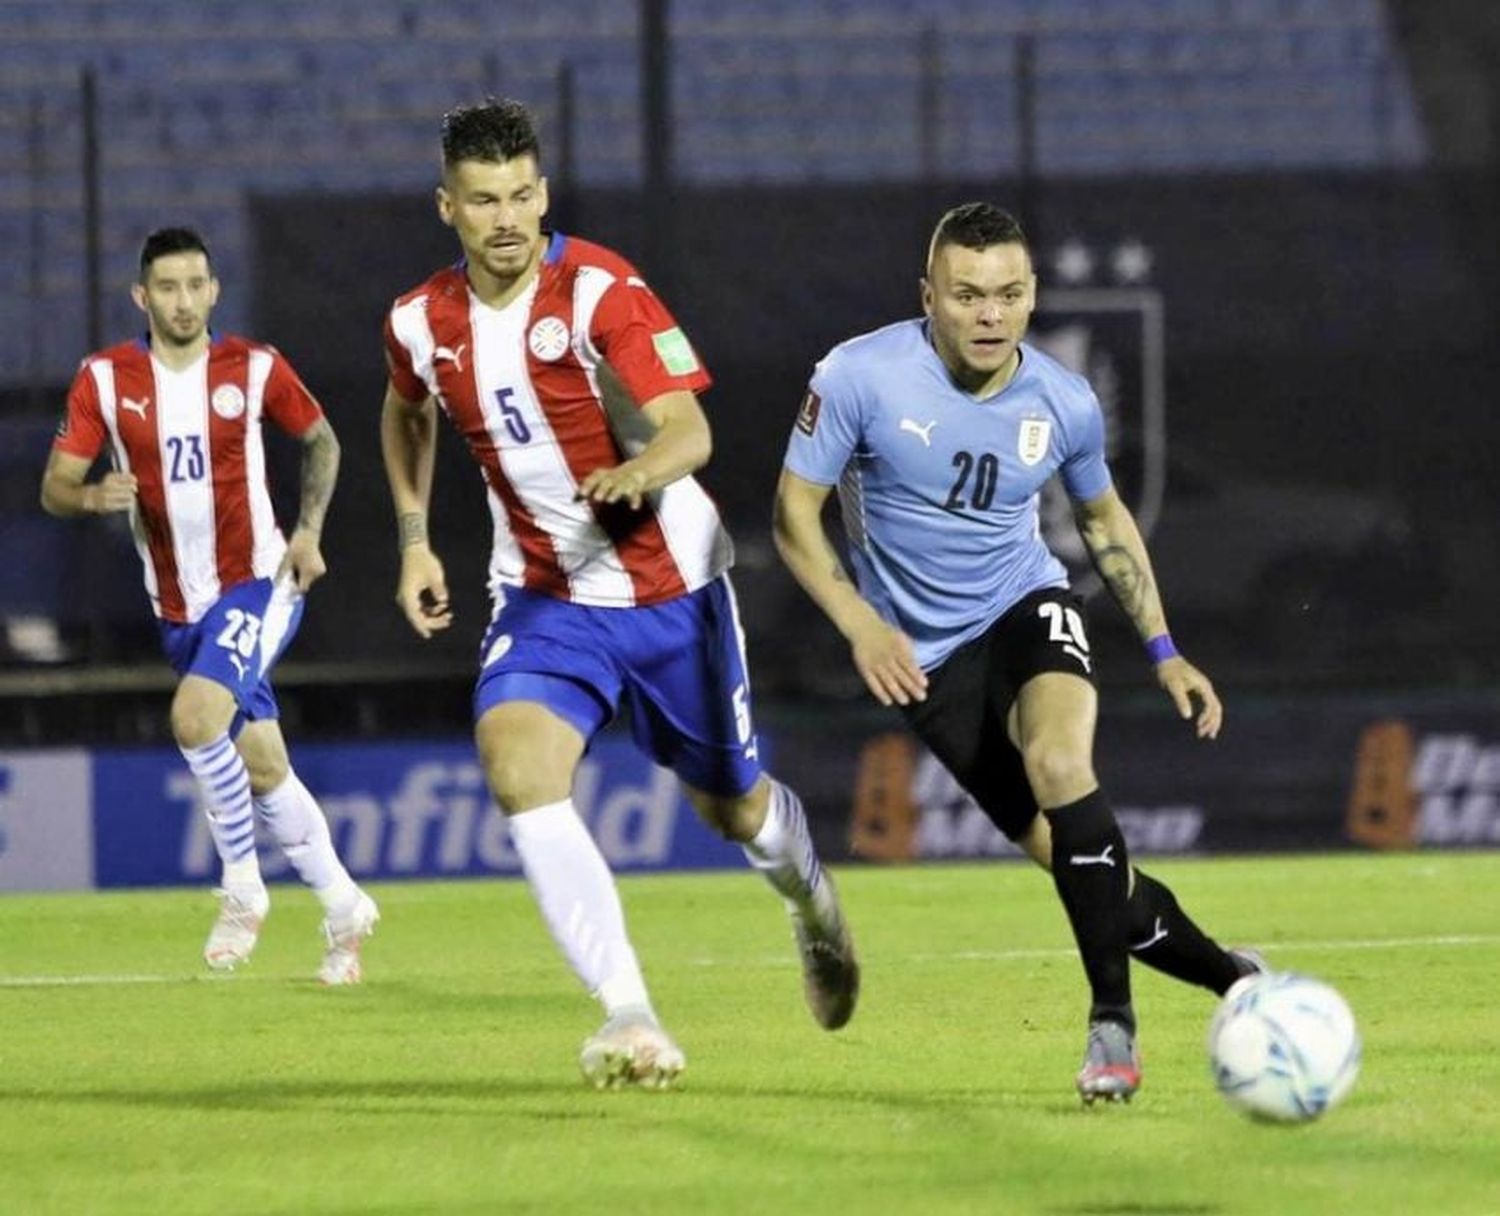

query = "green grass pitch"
[[3, 853, 1498, 1215]]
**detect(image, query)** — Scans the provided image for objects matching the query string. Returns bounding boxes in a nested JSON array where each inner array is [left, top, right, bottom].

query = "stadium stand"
[[0, 0, 1424, 381]]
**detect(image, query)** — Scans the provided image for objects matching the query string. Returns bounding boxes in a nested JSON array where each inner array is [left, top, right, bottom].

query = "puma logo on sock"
[[1069, 844, 1116, 868]]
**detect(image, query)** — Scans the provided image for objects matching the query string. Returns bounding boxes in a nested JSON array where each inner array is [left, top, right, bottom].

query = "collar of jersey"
[[920, 320, 1029, 403], [135, 328, 222, 352]]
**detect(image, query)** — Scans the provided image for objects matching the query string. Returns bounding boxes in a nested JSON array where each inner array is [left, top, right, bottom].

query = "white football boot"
[[579, 1008, 686, 1091], [203, 887, 269, 971], [318, 890, 380, 985]]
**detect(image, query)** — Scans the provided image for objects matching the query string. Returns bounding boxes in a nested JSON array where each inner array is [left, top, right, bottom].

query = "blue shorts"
[[158, 577, 305, 737], [475, 575, 763, 798]]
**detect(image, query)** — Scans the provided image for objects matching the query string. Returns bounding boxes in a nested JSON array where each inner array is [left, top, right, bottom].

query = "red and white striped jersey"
[[383, 233, 733, 607], [53, 335, 324, 623]]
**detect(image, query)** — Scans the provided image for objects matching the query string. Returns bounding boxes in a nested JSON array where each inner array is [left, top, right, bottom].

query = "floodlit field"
[[3, 853, 1498, 1215]]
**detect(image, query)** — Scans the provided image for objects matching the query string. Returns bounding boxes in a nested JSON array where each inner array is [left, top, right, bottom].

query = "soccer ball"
[[1207, 971, 1361, 1123]]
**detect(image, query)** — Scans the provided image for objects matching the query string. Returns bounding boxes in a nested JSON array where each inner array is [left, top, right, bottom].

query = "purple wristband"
[[1145, 634, 1179, 664]]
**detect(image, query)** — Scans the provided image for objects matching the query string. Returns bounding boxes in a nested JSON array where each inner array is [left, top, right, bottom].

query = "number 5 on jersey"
[[495, 387, 531, 444], [732, 682, 760, 761]]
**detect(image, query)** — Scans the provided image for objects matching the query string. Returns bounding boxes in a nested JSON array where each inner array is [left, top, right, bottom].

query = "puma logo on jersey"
[[900, 417, 937, 446], [433, 343, 467, 373], [1065, 644, 1092, 673], [1069, 844, 1116, 868], [227, 653, 249, 681], [121, 396, 150, 420]]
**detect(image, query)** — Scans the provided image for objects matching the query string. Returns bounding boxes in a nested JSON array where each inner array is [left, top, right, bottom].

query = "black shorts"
[[899, 587, 1096, 842]]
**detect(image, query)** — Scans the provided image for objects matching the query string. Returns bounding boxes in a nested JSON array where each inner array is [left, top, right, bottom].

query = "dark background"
[[2, 0, 1498, 745]]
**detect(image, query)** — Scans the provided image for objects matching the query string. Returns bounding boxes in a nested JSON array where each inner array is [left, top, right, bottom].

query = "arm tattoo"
[[831, 563, 850, 584], [398, 511, 429, 549], [296, 421, 340, 535], [1095, 544, 1152, 622]]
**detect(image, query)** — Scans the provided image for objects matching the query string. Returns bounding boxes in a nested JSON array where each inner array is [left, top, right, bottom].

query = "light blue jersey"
[[784, 319, 1112, 670]]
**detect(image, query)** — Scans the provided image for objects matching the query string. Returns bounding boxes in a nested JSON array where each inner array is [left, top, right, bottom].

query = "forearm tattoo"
[[297, 424, 339, 535], [398, 511, 428, 548], [1096, 544, 1152, 623]]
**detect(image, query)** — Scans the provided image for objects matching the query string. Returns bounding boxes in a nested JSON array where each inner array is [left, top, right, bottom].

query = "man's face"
[[437, 155, 549, 283], [132, 251, 218, 347], [922, 242, 1036, 384]]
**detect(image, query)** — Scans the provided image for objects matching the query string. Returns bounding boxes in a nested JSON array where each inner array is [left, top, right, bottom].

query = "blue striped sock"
[[181, 735, 259, 869]]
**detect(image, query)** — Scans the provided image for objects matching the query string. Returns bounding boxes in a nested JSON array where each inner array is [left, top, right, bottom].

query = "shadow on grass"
[[0, 1078, 602, 1119], [0, 1076, 1168, 1122], [1044, 1207, 1219, 1215]]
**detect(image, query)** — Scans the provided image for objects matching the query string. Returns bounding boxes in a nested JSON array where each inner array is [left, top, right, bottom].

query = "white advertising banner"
[[0, 749, 95, 891]]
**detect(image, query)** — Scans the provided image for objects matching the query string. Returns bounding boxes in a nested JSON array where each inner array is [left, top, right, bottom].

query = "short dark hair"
[[139, 227, 212, 280], [927, 203, 1028, 271], [441, 98, 541, 170]]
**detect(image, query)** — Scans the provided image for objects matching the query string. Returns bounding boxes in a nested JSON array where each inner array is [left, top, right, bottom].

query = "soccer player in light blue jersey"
[[774, 203, 1262, 1104]]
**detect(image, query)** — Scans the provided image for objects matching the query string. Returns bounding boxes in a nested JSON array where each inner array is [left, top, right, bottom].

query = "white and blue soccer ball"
[[1207, 971, 1361, 1123]]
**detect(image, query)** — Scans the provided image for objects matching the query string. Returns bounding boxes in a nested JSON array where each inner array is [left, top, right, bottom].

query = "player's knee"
[[482, 752, 570, 814], [243, 753, 289, 796], [170, 693, 221, 750], [1020, 739, 1093, 803]]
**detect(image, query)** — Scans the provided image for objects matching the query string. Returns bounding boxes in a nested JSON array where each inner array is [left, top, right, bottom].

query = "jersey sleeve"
[[781, 350, 863, 486], [1059, 386, 1113, 501], [52, 363, 109, 462], [262, 349, 325, 437], [589, 276, 712, 405], [382, 309, 429, 404]]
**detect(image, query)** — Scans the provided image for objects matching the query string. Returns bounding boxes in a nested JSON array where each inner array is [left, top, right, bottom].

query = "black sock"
[[1044, 790, 1133, 1029], [1127, 870, 1242, 995]]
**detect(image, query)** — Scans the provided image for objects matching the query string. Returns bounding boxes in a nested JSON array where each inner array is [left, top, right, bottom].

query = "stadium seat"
[[0, 0, 1427, 382]]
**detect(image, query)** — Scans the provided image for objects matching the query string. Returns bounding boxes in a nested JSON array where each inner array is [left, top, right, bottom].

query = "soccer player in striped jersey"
[[41, 228, 378, 984], [381, 99, 857, 1089], [775, 203, 1263, 1104]]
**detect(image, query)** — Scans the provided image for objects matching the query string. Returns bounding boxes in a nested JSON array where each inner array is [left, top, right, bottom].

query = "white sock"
[[181, 735, 263, 893], [507, 799, 653, 1018], [743, 780, 824, 910], [254, 771, 359, 914]]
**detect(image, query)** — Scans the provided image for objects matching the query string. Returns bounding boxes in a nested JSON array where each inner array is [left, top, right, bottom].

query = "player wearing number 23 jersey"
[[53, 329, 325, 711], [55, 333, 323, 622], [42, 227, 375, 984]]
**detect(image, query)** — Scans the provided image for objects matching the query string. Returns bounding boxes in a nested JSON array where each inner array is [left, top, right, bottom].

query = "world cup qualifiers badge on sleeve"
[[796, 390, 822, 436], [652, 327, 700, 376]]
